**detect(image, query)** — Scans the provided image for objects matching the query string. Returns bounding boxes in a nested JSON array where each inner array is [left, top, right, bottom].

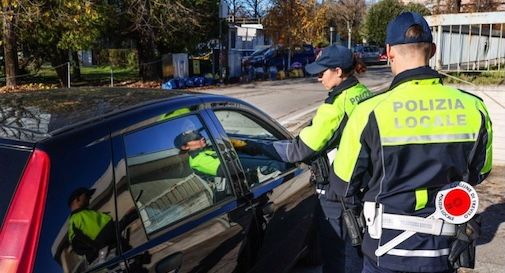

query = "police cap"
[[68, 187, 96, 207], [174, 130, 203, 148], [305, 45, 354, 75], [386, 12, 432, 46]]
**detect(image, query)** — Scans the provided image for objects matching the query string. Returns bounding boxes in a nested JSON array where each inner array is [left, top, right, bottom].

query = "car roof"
[[0, 87, 206, 142]]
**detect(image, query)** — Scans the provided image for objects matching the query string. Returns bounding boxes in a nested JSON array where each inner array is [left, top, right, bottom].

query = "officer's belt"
[[382, 213, 456, 236]]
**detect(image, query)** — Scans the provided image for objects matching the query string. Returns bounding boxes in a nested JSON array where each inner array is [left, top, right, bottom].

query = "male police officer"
[[269, 45, 371, 273], [68, 188, 115, 263], [175, 130, 225, 177], [329, 12, 492, 273], [174, 130, 280, 187]]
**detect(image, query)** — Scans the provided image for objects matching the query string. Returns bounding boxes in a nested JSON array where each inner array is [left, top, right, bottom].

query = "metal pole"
[[488, 23, 492, 70], [477, 24, 482, 70], [458, 25, 462, 72], [219, 18, 222, 82], [347, 21, 352, 49], [468, 24, 472, 71], [67, 62, 70, 88], [448, 25, 452, 71], [330, 27, 335, 45], [110, 68, 114, 87], [499, 24, 503, 71], [436, 25, 443, 70]]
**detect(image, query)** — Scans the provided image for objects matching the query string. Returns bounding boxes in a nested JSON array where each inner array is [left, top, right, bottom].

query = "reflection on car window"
[[58, 185, 121, 272], [215, 111, 275, 139], [124, 115, 232, 234], [214, 110, 293, 186]]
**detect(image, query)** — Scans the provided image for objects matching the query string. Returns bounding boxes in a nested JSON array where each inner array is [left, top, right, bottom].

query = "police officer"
[[329, 12, 493, 273], [68, 188, 116, 263], [175, 130, 225, 177], [268, 45, 371, 273]]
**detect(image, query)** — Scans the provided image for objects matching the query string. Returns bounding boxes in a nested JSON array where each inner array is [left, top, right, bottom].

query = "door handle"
[[156, 252, 183, 273]]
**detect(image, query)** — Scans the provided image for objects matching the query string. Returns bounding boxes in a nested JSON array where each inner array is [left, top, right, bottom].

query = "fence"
[[426, 11, 505, 72]]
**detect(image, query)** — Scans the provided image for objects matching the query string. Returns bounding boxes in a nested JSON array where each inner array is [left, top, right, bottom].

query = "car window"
[[42, 133, 120, 273], [214, 110, 275, 139], [123, 115, 233, 234], [250, 47, 270, 57], [214, 110, 293, 186]]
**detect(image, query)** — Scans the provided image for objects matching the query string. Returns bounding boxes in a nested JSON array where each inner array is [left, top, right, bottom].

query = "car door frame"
[[201, 100, 307, 198], [201, 100, 315, 273]]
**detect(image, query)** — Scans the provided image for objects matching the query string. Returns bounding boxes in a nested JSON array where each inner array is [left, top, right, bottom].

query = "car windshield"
[[250, 47, 270, 57], [364, 46, 379, 53]]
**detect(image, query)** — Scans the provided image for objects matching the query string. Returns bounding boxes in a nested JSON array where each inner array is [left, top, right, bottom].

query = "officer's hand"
[[448, 215, 481, 269], [230, 138, 247, 149], [241, 141, 263, 156], [232, 139, 262, 155]]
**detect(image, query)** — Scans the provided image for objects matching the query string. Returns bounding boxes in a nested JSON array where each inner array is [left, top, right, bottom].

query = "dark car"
[[291, 44, 316, 67], [242, 45, 315, 75], [352, 45, 385, 65], [0, 88, 319, 273]]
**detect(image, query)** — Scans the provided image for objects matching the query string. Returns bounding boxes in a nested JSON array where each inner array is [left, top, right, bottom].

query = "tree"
[[1, 0, 20, 88], [331, 0, 366, 46], [433, 0, 501, 13], [121, 0, 219, 81], [226, 0, 247, 17], [264, 0, 318, 46], [17, 0, 112, 86], [404, 2, 431, 16], [362, 0, 430, 46], [363, 0, 403, 45], [242, 0, 269, 17]]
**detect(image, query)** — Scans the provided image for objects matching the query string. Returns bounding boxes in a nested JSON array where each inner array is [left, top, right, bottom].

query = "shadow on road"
[[477, 201, 505, 245]]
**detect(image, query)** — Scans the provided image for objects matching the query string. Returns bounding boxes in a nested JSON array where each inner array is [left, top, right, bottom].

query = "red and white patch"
[[435, 181, 479, 224]]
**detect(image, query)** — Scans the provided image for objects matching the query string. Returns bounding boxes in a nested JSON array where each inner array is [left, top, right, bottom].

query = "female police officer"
[[267, 44, 372, 273]]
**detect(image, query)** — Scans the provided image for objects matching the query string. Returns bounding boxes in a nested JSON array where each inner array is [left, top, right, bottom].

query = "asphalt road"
[[198, 65, 392, 131]]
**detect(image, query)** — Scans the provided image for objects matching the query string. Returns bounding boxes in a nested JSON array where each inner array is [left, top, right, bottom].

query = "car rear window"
[[0, 146, 31, 226]]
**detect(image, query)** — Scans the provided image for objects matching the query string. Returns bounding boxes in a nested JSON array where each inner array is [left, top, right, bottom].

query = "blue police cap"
[[305, 45, 353, 75], [386, 12, 432, 46], [174, 130, 203, 148], [68, 187, 95, 207]]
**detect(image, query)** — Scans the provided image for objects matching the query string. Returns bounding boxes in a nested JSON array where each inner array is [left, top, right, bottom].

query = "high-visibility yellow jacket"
[[330, 66, 492, 272]]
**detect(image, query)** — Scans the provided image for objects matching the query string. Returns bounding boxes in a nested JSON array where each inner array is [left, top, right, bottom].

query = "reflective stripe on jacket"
[[68, 209, 112, 241], [330, 67, 492, 272]]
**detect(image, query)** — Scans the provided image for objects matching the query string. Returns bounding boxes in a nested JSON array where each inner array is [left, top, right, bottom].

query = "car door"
[[110, 104, 257, 273], [206, 104, 317, 273], [34, 124, 126, 273]]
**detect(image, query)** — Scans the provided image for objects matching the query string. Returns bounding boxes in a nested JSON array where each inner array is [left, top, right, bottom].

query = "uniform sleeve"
[[468, 101, 493, 183], [330, 107, 372, 197], [272, 97, 347, 163]]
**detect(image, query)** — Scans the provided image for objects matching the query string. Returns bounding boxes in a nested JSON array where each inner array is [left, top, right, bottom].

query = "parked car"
[[242, 44, 315, 70], [241, 46, 271, 67], [379, 52, 388, 63], [0, 88, 319, 273], [292, 44, 316, 66], [352, 44, 385, 65]]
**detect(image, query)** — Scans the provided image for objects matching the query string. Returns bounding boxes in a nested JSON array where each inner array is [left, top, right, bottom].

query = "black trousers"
[[318, 197, 363, 273]]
